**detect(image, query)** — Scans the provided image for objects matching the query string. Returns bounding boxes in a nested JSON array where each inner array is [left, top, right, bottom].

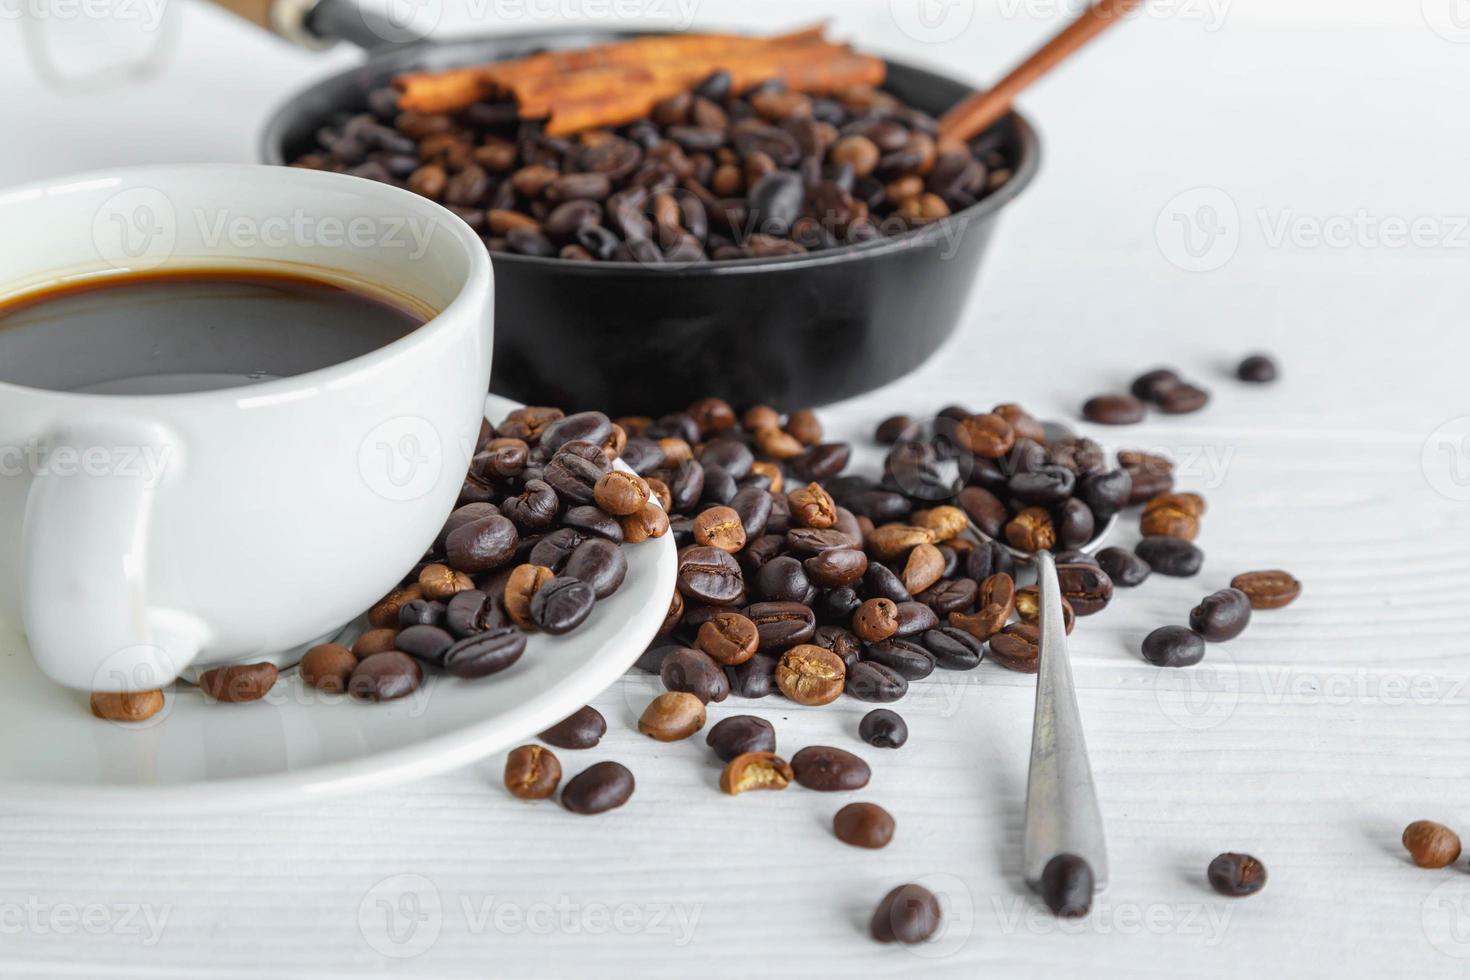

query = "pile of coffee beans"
[[291, 71, 1017, 263], [1141, 569, 1300, 668]]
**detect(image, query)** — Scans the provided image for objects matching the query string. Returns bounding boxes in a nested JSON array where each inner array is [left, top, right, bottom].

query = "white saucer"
[[0, 395, 677, 813]]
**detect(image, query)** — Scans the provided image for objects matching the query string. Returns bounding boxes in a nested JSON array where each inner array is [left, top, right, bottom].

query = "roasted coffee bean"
[[745, 600, 817, 651], [443, 627, 527, 678], [700, 464, 738, 505], [790, 443, 850, 482], [1077, 469, 1132, 523], [677, 546, 744, 604], [696, 611, 759, 665], [870, 884, 941, 945], [1189, 587, 1252, 641], [199, 662, 278, 703], [786, 527, 860, 556], [892, 601, 939, 637], [862, 563, 911, 603], [397, 598, 446, 628], [1135, 536, 1204, 577], [1141, 625, 1205, 667], [859, 708, 908, 748], [811, 624, 863, 668], [846, 661, 908, 702], [445, 589, 498, 637], [504, 744, 561, 800], [89, 689, 165, 722], [920, 627, 984, 670], [638, 691, 706, 741], [353, 627, 398, 657], [705, 715, 777, 761], [791, 745, 870, 790], [720, 751, 793, 794], [1041, 854, 1094, 918], [1141, 492, 1204, 540], [1005, 507, 1056, 552], [835, 802, 895, 849], [592, 470, 651, 516], [853, 597, 899, 642], [447, 514, 520, 573], [804, 547, 868, 588], [661, 646, 730, 703], [964, 540, 1014, 582], [563, 538, 628, 599], [775, 644, 846, 705], [300, 643, 358, 693], [787, 482, 837, 529], [1207, 853, 1267, 896], [561, 761, 635, 815], [1096, 547, 1151, 587], [1054, 498, 1096, 549], [1119, 451, 1174, 504], [396, 624, 456, 665], [539, 705, 606, 749], [501, 480, 560, 532], [504, 563, 556, 628], [900, 543, 945, 594], [369, 584, 425, 628], [1082, 394, 1145, 425], [962, 413, 1015, 459], [419, 563, 474, 601], [620, 501, 670, 542], [1158, 382, 1209, 414], [862, 638, 935, 680], [543, 449, 608, 504], [917, 578, 977, 616], [876, 416, 917, 444], [726, 652, 778, 698], [348, 651, 422, 702], [1131, 367, 1181, 402], [754, 555, 813, 603], [561, 505, 624, 542], [1403, 820, 1462, 868], [1014, 586, 1074, 635], [730, 486, 773, 539], [1236, 353, 1278, 382], [1230, 570, 1302, 609], [1055, 563, 1113, 616], [541, 411, 613, 453], [529, 576, 597, 634], [988, 623, 1040, 673]]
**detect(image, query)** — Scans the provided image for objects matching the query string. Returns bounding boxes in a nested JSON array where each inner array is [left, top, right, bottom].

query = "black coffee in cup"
[[0, 268, 428, 394]]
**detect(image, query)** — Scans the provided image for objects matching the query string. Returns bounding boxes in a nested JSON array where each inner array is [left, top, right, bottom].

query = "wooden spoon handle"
[[938, 0, 1146, 144]]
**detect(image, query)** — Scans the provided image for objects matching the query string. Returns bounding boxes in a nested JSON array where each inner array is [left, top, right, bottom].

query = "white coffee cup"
[[0, 164, 494, 692]]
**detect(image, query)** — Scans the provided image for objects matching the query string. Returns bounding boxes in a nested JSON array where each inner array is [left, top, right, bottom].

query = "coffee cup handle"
[[21, 420, 209, 692]]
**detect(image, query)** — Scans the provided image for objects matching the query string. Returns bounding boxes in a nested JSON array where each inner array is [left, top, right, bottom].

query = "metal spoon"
[[971, 513, 1116, 893]]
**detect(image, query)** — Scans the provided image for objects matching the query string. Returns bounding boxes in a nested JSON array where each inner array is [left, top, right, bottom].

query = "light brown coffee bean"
[[834, 802, 895, 849], [89, 689, 164, 722], [962, 413, 1015, 459], [504, 744, 561, 800], [198, 662, 279, 703], [418, 562, 474, 600], [787, 409, 823, 446], [720, 751, 794, 794], [638, 691, 706, 741], [1015, 585, 1075, 634], [750, 460, 783, 494], [787, 482, 837, 529], [775, 644, 846, 705], [300, 643, 358, 693], [755, 426, 804, 460], [593, 470, 651, 516], [1140, 492, 1205, 540], [696, 611, 760, 665], [620, 501, 670, 543], [1230, 570, 1302, 610], [866, 524, 936, 561], [1005, 507, 1056, 552], [504, 563, 556, 629], [853, 598, 900, 643], [693, 505, 747, 552], [912, 505, 967, 542], [1403, 820, 1462, 868], [368, 583, 422, 629], [902, 543, 945, 595], [353, 628, 400, 657]]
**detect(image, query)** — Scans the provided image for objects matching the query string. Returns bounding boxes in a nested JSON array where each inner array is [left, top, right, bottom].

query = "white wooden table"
[[5, 2, 1470, 976]]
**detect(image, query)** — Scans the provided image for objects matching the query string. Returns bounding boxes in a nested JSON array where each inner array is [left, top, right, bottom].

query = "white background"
[[5, 0, 1470, 976]]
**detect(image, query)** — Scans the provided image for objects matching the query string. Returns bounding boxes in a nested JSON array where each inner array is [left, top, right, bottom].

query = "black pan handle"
[[208, 0, 421, 50]]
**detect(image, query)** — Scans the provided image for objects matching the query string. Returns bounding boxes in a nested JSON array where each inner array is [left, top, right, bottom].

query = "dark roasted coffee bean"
[[539, 705, 606, 749], [739, 534, 785, 576], [747, 171, 805, 235], [726, 652, 778, 698], [862, 638, 935, 680], [730, 486, 773, 539], [1119, 450, 1174, 503], [744, 600, 817, 651], [870, 884, 941, 944], [1077, 469, 1132, 523], [1054, 498, 1096, 549], [543, 450, 607, 504], [846, 661, 908, 702], [1230, 570, 1301, 609], [848, 489, 912, 523], [1130, 367, 1181, 402], [529, 576, 596, 634], [397, 598, 445, 628], [861, 563, 911, 603], [395, 624, 455, 665], [1207, 853, 1267, 896], [1135, 536, 1204, 577], [964, 540, 1014, 582], [917, 578, 977, 615], [989, 623, 1040, 673], [705, 715, 776, 761], [1189, 588, 1252, 641], [753, 555, 813, 603], [444, 589, 497, 637], [563, 537, 628, 599], [348, 651, 421, 702], [1041, 854, 1094, 918], [677, 545, 744, 604], [957, 486, 1007, 539], [621, 437, 664, 474], [803, 547, 868, 588], [1158, 382, 1209, 414], [1082, 394, 1145, 425], [811, 624, 863, 669], [561, 505, 624, 542], [859, 708, 908, 748], [528, 527, 588, 572], [1096, 546, 1150, 587], [834, 802, 895, 849], [1015, 585, 1075, 634], [921, 626, 984, 670], [561, 761, 634, 815], [446, 514, 519, 573], [1055, 563, 1114, 616], [1141, 625, 1206, 667], [791, 745, 870, 791], [892, 601, 939, 638], [501, 479, 560, 532], [700, 464, 738, 505], [540, 411, 612, 453], [443, 627, 527, 678], [785, 527, 856, 555], [661, 646, 730, 703], [636, 643, 673, 674], [814, 586, 862, 625], [1236, 353, 1278, 382]]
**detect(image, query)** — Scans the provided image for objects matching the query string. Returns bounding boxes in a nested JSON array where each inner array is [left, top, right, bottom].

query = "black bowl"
[[261, 29, 1040, 415]]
